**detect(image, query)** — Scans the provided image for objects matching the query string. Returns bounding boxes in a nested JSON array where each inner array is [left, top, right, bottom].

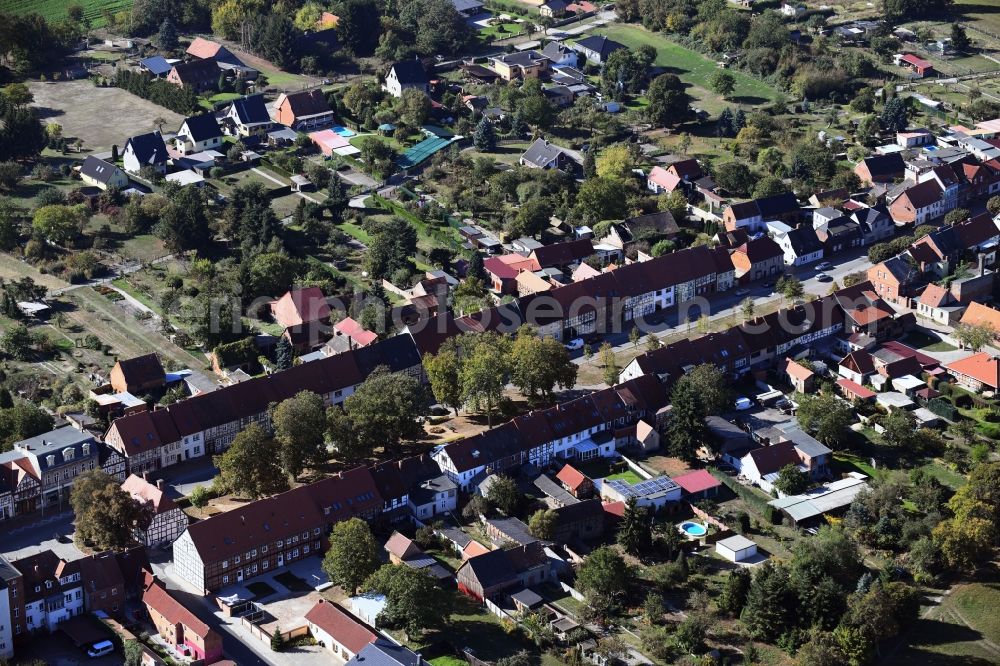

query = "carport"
[[60, 614, 112, 648]]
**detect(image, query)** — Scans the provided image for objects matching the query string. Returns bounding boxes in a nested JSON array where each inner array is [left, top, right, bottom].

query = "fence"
[[484, 598, 515, 622], [710, 468, 779, 523], [558, 581, 586, 602], [618, 454, 654, 480]]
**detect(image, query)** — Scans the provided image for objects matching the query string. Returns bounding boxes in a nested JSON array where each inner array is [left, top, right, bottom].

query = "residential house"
[[13, 551, 84, 634], [139, 55, 172, 77], [960, 301, 1000, 338], [600, 475, 681, 509], [851, 205, 895, 245], [271, 287, 331, 328], [452, 0, 484, 15], [407, 474, 457, 520], [105, 408, 189, 473], [529, 238, 594, 270], [555, 464, 593, 498], [166, 58, 219, 93], [646, 159, 702, 194], [543, 84, 575, 107], [815, 216, 863, 256], [723, 192, 800, 232], [777, 225, 824, 266], [384, 532, 451, 580], [121, 475, 189, 547], [867, 254, 921, 305], [671, 469, 721, 500], [484, 516, 538, 547], [784, 358, 816, 393], [110, 353, 166, 395], [325, 317, 378, 354], [573, 35, 626, 64], [221, 95, 272, 137], [730, 236, 784, 282], [172, 466, 382, 592], [122, 131, 169, 175], [305, 599, 376, 661], [186, 37, 241, 65], [0, 556, 21, 657], [946, 352, 1000, 392], [77, 548, 150, 620], [489, 51, 551, 81], [734, 441, 802, 494], [456, 543, 553, 601], [889, 179, 947, 225], [551, 498, 605, 544], [541, 41, 577, 66], [0, 456, 40, 520], [79, 156, 128, 191], [347, 638, 430, 666], [484, 254, 540, 294], [854, 153, 905, 186], [174, 114, 223, 155], [540, 0, 569, 17], [143, 576, 223, 663], [385, 60, 429, 98], [520, 138, 571, 170], [839, 350, 877, 385], [274, 90, 335, 131], [915, 283, 964, 325]]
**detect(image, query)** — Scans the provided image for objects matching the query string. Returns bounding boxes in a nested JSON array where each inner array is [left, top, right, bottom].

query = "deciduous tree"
[[273, 391, 328, 479], [214, 423, 288, 499], [70, 470, 150, 551], [322, 517, 380, 593]]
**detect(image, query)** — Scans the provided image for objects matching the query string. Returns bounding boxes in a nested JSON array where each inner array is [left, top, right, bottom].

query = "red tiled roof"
[[333, 317, 378, 347], [555, 464, 588, 490], [186, 37, 224, 59], [746, 441, 800, 476], [304, 600, 376, 654], [784, 357, 815, 382], [271, 287, 331, 328], [143, 579, 212, 637], [671, 469, 721, 494], [961, 301, 1000, 332], [121, 474, 178, 514], [900, 53, 933, 69], [836, 378, 876, 399], [947, 352, 1000, 389]]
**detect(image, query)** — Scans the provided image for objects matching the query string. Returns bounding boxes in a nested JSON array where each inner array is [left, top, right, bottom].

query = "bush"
[[189, 485, 212, 508], [926, 397, 958, 421], [955, 393, 974, 409]]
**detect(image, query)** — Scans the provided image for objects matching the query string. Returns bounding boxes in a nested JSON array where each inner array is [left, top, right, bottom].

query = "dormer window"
[[46, 455, 55, 467], [62, 448, 74, 461]]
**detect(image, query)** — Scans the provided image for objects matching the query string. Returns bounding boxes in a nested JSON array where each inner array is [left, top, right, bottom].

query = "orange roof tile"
[[946, 352, 1000, 389], [960, 302, 1000, 332]]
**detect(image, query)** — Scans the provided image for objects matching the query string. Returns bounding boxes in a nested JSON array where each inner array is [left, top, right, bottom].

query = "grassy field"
[[6, 0, 131, 26], [586, 24, 784, 112]]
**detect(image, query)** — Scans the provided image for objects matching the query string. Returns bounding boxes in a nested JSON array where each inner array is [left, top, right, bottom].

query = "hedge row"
[[710, 468, 780, 524]]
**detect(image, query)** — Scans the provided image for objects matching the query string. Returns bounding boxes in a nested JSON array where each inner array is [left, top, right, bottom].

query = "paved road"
[[1, 510, 83, 561], [570, 246, 875, 368]]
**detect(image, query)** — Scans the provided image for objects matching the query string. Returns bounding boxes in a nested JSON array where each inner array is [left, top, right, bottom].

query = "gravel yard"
[[29, 79, 184, 151]]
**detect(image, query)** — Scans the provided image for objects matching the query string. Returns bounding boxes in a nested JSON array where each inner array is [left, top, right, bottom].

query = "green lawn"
[[479, 22, 526, 41], [902, 330, 958, 352], [429, 657, 467, 666], [6, 0, 131, 27], [585, 24, 783, 109], [832, 451, 881, 479], [952, 582, 1000, 644]]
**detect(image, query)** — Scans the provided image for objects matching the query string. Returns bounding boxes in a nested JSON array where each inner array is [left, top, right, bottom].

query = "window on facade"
[[222, 561, 228, 569], [223, 575, 229, 584], [262, 561, 268, 569]]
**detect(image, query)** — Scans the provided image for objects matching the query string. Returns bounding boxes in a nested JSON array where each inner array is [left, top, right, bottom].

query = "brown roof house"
[[555, 464, 593, 498], [110, 353, 166, 395], [166, 58, 220, 93], [854, 153, 905, 186], [273, 90, 335, 131], [960, 302, 1000, 339], [305, 599, 376, 661], [456, 543, 553, 602], [271, 286, 332, 351], [784, 358, 817, 393], [889, 180, 946, 225], [143, 576, 224, 663], [947, 352, 1000, 392], [730, 236, 784, 282]]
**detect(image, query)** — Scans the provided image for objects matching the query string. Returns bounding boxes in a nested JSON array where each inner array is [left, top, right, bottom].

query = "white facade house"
[[0, 570, 12, 660], [716, 535, 758, 562], [384, 61, 429, 98], [174, 115, 223, 155], [408, 475, 458, 520], [776, 227, 824, 266], [121, 475, 190, 547]]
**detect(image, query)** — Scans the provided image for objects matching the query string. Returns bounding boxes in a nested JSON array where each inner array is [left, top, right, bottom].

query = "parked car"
[[816, 272, 833, 282], [87, 641, 114, 658], [815, 261, 834, 271], [734, 397, 754, 411], [565, 338, 584, 351]]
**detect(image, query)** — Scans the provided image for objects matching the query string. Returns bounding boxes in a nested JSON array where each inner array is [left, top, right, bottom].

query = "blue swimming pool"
[[332, 126, 356, 137], [680, 521, 707, 537]]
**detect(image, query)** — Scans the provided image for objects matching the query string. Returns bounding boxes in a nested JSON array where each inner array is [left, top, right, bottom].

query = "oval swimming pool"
[[680, 521, 707, 537]]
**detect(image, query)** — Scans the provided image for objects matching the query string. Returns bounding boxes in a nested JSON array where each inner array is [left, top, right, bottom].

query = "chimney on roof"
[[241, 515, 245, 525], [980, 253, 985, 277], [142, 471, 149, 482], [156, 479, 164, 490]]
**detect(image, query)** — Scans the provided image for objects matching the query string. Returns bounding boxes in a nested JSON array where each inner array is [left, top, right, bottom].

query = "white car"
[[734, 397, 754, 411], [87, 641, 114, 658], [564, 338, 584, 351]]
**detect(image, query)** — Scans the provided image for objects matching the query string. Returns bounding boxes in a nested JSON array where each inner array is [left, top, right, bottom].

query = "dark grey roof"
[[485, 516, 538, 546], [452, 0, 483, 11], [348, 639, 428, 666], [521, 137, 566, 168], [494, 50, 550, 67], [542, 41, 575, 61], [139, 55, 172, 76], [228, 94, 270, 125], [785, 226, 823, 256], [180, 113, 222, 142], [125, 131, 168, 166], [574, 35, 626, 61], [80, 156, 122, 185], [511, 588, 544, 608], [16, 427, 99, 472], [390, 60, 428, 85], [756, 191, 800, 218], [353, 335, 421, 376]]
